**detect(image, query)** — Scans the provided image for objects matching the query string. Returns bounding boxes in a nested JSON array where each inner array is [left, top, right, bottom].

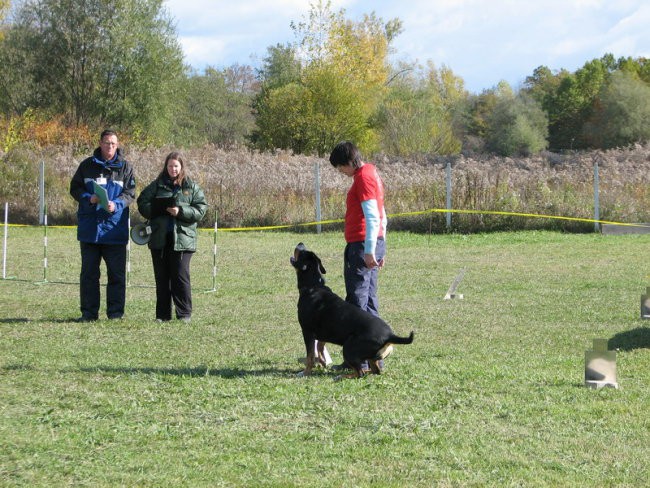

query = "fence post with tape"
[[2, 202, 15, 280], [126, 216, 131, 287], [593, 161, 600, 233], [446, 162, 452, 231], [205, 210, 218, 293], [35, 204, 49, 284]]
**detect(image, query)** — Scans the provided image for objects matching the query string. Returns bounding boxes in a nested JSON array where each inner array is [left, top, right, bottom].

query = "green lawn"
[[1, 227, 649, 486]]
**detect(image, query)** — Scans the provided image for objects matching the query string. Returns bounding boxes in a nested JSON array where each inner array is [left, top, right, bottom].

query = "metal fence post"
[[314, 161, 322, 234], [594, 161, 600, 233], [39, 161, 45, 225], [446, 162, 452, 231]]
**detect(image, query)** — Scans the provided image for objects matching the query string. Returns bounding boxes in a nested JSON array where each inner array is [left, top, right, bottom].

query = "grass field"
[[1, 227, 649, 486]]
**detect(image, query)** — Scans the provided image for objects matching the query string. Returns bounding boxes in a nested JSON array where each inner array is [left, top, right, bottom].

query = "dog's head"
[[290, 242, 326, 289]]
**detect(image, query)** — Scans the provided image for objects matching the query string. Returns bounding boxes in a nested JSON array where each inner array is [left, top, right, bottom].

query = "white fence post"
[[206, 210, 218, 293], [126, 216, 131, 287], [3, 203, 9, 279]]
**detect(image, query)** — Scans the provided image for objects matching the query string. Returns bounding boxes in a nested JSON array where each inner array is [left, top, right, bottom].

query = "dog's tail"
[[388, 331, 414, 345]]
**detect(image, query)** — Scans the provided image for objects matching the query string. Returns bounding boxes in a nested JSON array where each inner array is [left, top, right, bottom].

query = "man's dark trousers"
[[80, 242, 126, 320]]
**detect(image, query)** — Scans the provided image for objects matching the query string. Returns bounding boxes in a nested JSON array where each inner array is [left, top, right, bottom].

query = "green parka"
[[136, 176, 208, 251]]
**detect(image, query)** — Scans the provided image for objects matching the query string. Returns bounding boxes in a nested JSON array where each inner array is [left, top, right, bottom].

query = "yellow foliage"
[[0, 110, 94, 152]]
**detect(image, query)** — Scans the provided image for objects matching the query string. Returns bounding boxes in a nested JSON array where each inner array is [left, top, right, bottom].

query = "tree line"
[[1, 0, 649, 157]]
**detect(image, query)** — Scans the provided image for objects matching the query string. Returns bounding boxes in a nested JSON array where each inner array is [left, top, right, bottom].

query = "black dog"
[[290, 243, 414, 378]]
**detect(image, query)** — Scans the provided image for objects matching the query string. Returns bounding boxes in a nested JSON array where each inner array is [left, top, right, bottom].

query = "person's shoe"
[[178, 317, 191, 323], [330, 362, 350, 372], [107, 315, 123, 321], [75, 316, 96, 323]]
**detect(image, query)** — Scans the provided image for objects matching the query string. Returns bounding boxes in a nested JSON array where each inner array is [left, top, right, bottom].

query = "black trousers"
[[79, 242, 127, 319], [150, 245, 194, 320]]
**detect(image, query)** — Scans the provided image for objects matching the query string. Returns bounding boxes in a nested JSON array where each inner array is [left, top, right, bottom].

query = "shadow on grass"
[[76, 365, 300, 378], [609, 327, 650, 351], [0, 318, 30, 324], [1, 364, 34, 371]]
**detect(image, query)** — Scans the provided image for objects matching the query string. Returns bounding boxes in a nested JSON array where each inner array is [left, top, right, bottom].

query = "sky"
[[163, 0, 650, 94]]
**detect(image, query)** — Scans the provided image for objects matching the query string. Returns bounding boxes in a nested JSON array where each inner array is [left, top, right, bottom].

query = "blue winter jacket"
[[69, 147, 136, 244]]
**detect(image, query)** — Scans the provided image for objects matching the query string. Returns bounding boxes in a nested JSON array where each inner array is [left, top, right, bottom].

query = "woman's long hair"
[[160, 151, 186, 187]]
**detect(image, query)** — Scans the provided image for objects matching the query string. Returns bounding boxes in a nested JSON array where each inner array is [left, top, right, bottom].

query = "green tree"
[[174, 66, 256, 147], [528, 56, 611, 151], [485, 83, 548, 156], [583, 70, 650, 148], [255, 43, 301, 89], [0, 0, 184, 141]]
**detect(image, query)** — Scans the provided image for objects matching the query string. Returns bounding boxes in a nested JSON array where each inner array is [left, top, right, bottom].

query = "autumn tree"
[[253, 1, 401, 155], [377, 62, 466, 157], [0, 0, 184, 141]]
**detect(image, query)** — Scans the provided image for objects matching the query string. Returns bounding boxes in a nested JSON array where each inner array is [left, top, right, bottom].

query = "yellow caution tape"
[[4, 208, 650, 232]]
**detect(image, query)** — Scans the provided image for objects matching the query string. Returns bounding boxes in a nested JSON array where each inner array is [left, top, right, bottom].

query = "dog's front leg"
[[298, 336, 316, 377]]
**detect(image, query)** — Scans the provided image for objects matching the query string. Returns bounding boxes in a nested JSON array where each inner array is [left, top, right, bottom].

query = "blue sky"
[[163, 0, 650, 94]]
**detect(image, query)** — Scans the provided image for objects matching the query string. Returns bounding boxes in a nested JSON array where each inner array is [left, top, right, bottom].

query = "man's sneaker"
[[331, 361, 371, 373], [330, 362, 349, 372]]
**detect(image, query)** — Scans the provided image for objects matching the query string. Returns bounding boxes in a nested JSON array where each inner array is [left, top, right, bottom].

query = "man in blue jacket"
[[69, 129, 136, 321]]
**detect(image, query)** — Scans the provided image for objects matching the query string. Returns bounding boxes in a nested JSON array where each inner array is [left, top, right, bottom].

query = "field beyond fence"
[[1, 228, 649, 486], [2, 143, 650, 233]]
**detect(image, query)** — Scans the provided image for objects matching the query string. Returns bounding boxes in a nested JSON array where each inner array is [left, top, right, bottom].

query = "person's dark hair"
[[329, 141, 362, 169], [161, 151, 186, 186], [100, 129, 118, 140]]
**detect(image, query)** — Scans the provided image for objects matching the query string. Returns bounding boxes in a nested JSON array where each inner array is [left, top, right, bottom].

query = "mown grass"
[[1, 227, 649, 486]]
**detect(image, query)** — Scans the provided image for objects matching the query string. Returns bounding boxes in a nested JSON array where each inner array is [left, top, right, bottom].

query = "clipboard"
[[151, 197, 176, 217], [92, 181, 110, 210]]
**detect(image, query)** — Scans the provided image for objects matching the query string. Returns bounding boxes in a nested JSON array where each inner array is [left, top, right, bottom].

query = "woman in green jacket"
[[137, 151, 208, 322]]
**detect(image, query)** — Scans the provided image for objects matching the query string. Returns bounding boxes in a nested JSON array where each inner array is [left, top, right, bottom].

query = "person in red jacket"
[[330, 141, 387, 315], [329, 141, 388, 371]]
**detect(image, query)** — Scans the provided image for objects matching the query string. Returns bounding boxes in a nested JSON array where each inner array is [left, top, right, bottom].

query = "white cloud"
[[164, 0, 650, 92]]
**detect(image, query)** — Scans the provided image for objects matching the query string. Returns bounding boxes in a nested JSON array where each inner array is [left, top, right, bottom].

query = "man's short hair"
[[329, 141, 362, 169], [100, 129, 118, 140]]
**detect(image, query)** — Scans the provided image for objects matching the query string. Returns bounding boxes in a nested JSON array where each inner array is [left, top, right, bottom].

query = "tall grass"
[[1, 228, 649, 486], [1, 143, 650, 232]]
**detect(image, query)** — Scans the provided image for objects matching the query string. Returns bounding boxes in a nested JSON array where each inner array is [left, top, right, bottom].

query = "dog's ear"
[[317, 257, 326, 274]]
